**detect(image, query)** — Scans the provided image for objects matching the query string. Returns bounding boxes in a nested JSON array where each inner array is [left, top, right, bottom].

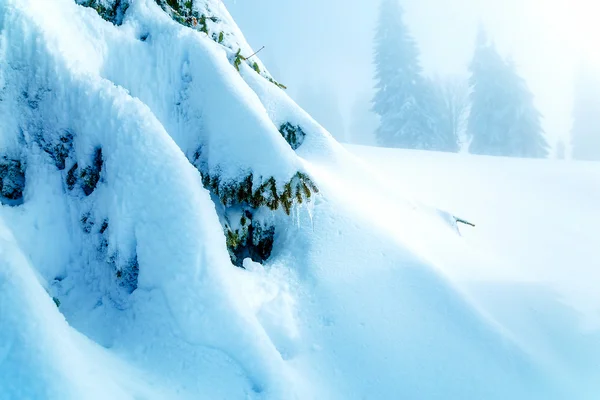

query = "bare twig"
[[455, 217, 476, 227], [245, 46, 265, 60]]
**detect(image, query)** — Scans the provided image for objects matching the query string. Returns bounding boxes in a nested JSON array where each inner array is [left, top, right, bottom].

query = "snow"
[[0, 216, 176, 400], [0, 0, 597, 398], [347, 144, 600, 397]]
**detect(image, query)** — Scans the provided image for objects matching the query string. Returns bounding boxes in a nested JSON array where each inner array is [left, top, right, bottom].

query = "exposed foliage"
[[192, 148, 318, 267], [99, 219, 109, 234], [114, 254, 139, 294], [38, 130, 74, 171], [65, 148, 103, 196], [80, 148, 103, 196], [154, 0, 220, 36], [166, 0, 181, 12], [78, 0, 130, 25], [198, 15, 208, 34], [66, 163, 78, 190], [267, 77, 287, 90], [201, 169, 317, 266], [279, 122, 306, 150], [77, 211, 137, 293], [0, 157, 25, 204], [52, 297, 61, 308], [225, 210, 275, 267], [80, 212, 94, 234], [233, 49, 246, 72], [199, 169, 317, 214]]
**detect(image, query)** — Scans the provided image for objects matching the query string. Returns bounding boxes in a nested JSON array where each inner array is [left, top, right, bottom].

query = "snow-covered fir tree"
[[372, 0, 458, 151], [571, 64, 600, 161], [468, 28, 548, 158]]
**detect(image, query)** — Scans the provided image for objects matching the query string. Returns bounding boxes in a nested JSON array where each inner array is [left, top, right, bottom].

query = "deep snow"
[[0, 0, 596, 398], [348, 144, 600, 398]]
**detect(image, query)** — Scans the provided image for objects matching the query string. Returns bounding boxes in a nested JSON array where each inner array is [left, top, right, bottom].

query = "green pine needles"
[[0, 156, 25, 203], [233, 49, 247, 72], [65, 148, 103, 197], [193, 147, 318, 267], [79, 0, 129, 25], [200, 170, 318, 214], [279, 123, 306, 150], [224, 211, 275, 267]]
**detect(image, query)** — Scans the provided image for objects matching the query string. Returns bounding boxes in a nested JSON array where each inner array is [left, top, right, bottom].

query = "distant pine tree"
[[372, 0, 457, 151], [571, 64, 600, 161], [468, 28, 548, 158]]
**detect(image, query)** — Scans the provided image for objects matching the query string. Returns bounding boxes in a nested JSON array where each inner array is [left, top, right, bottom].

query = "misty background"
[[224, 0, 599, 154]]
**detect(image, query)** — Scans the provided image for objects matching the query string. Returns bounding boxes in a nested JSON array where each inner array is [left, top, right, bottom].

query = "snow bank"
[[0, 217, 133, 399], [1, 0, 300, 396]]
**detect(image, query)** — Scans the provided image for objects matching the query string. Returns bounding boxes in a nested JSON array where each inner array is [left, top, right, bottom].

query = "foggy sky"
[[223, 0, 600, 148]]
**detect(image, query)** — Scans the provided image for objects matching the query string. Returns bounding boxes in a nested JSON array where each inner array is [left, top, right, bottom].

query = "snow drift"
[[0, 0, 587, 398]]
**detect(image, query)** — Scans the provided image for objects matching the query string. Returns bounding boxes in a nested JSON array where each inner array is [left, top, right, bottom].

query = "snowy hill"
[[0, 0, 596, 399], [347, 144, 600, 398]]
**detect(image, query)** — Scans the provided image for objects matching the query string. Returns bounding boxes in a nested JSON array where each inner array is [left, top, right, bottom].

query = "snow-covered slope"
[[348, 144, 600, 398], [0, 0, 589, 398]]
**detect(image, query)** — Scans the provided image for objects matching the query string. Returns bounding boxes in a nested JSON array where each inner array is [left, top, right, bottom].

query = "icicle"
[[293, 201, 300, 229], [306, 197, 315, 233]]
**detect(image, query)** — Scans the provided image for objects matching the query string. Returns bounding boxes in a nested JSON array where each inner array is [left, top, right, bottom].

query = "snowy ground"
[[347, 144, 600, 398]]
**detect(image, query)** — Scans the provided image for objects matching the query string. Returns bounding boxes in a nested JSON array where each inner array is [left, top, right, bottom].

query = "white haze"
[[225, 0, 600, 148]]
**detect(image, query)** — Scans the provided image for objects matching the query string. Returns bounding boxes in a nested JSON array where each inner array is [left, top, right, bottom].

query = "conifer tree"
[[468, 28, 548, 158], [372, 0, 457, 151]]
